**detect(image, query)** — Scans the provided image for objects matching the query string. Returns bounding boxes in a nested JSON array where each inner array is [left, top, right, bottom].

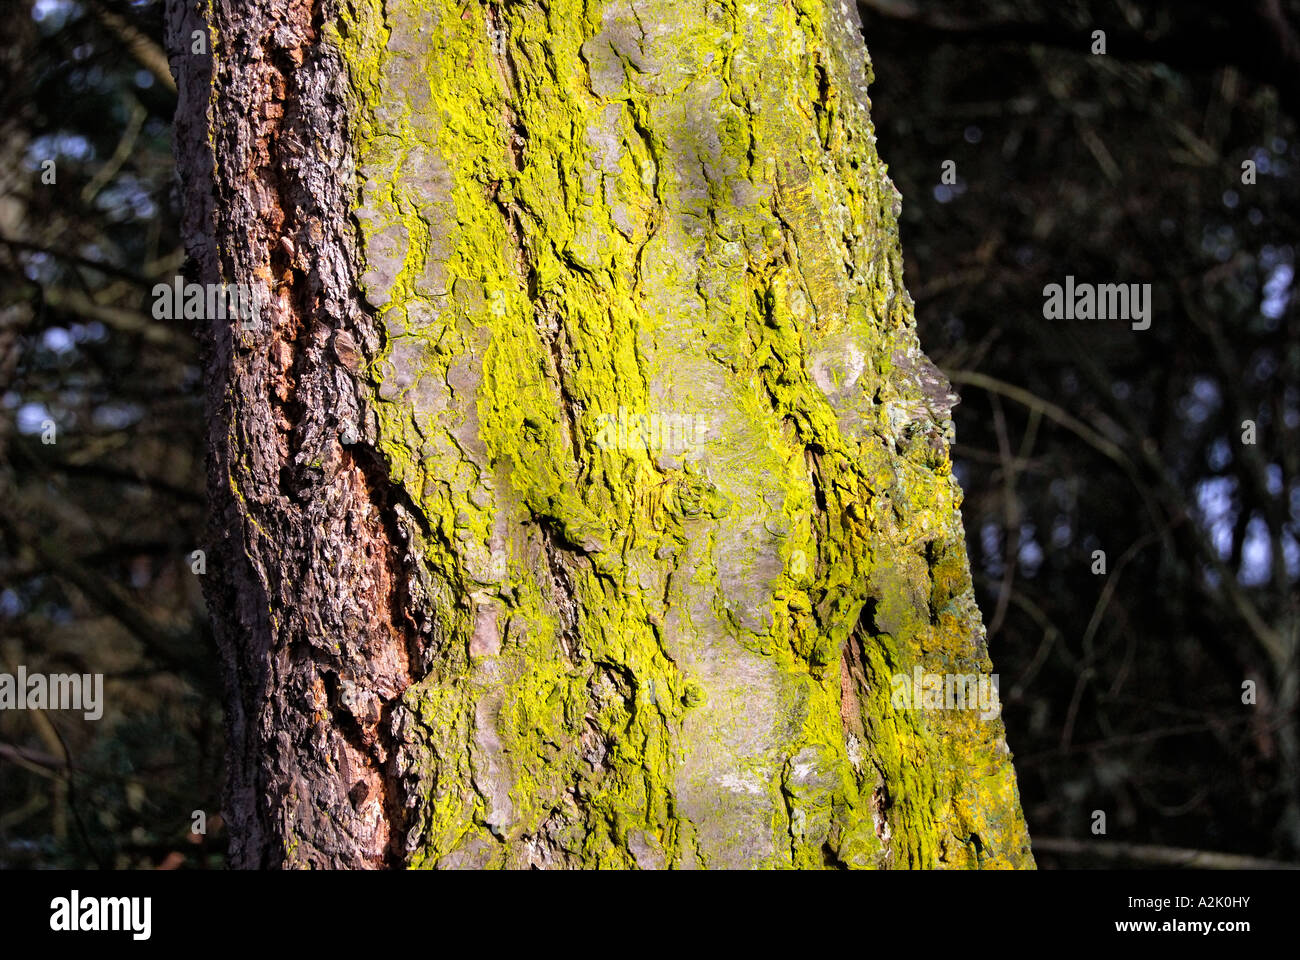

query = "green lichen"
[[327, 0, 1033, 869]]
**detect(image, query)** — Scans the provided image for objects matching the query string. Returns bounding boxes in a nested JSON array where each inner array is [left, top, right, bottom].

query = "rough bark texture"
[[168, 0, 1035, 869]]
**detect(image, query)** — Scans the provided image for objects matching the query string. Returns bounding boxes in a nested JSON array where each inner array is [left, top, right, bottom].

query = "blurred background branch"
[[1, 0, 220, 869]]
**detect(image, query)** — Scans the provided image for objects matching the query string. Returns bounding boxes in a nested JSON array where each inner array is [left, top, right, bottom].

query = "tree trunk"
[[167, 0, 1035, 869]]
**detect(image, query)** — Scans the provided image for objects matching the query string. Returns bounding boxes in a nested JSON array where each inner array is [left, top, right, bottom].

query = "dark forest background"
[[1, 0, 1297, 869]]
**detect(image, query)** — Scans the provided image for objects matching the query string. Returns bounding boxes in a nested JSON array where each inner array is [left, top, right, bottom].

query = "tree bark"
[[167, 0, 1035, 869]]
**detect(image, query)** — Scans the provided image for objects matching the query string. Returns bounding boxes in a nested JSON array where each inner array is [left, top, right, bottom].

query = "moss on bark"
[[329, 0, 1033, 869]]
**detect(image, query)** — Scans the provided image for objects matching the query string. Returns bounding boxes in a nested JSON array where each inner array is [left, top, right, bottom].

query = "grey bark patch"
[[435, 835, 499, 869], [471, 685, 515, 837], [810, 334, 868, 402], [673, 631, 803, 866], [627, 829, 666, 870], [580, 37, 627, 98], [359, 221, 407, 308], [469, 603, 502, 658], [714, 518, 783, 635]]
